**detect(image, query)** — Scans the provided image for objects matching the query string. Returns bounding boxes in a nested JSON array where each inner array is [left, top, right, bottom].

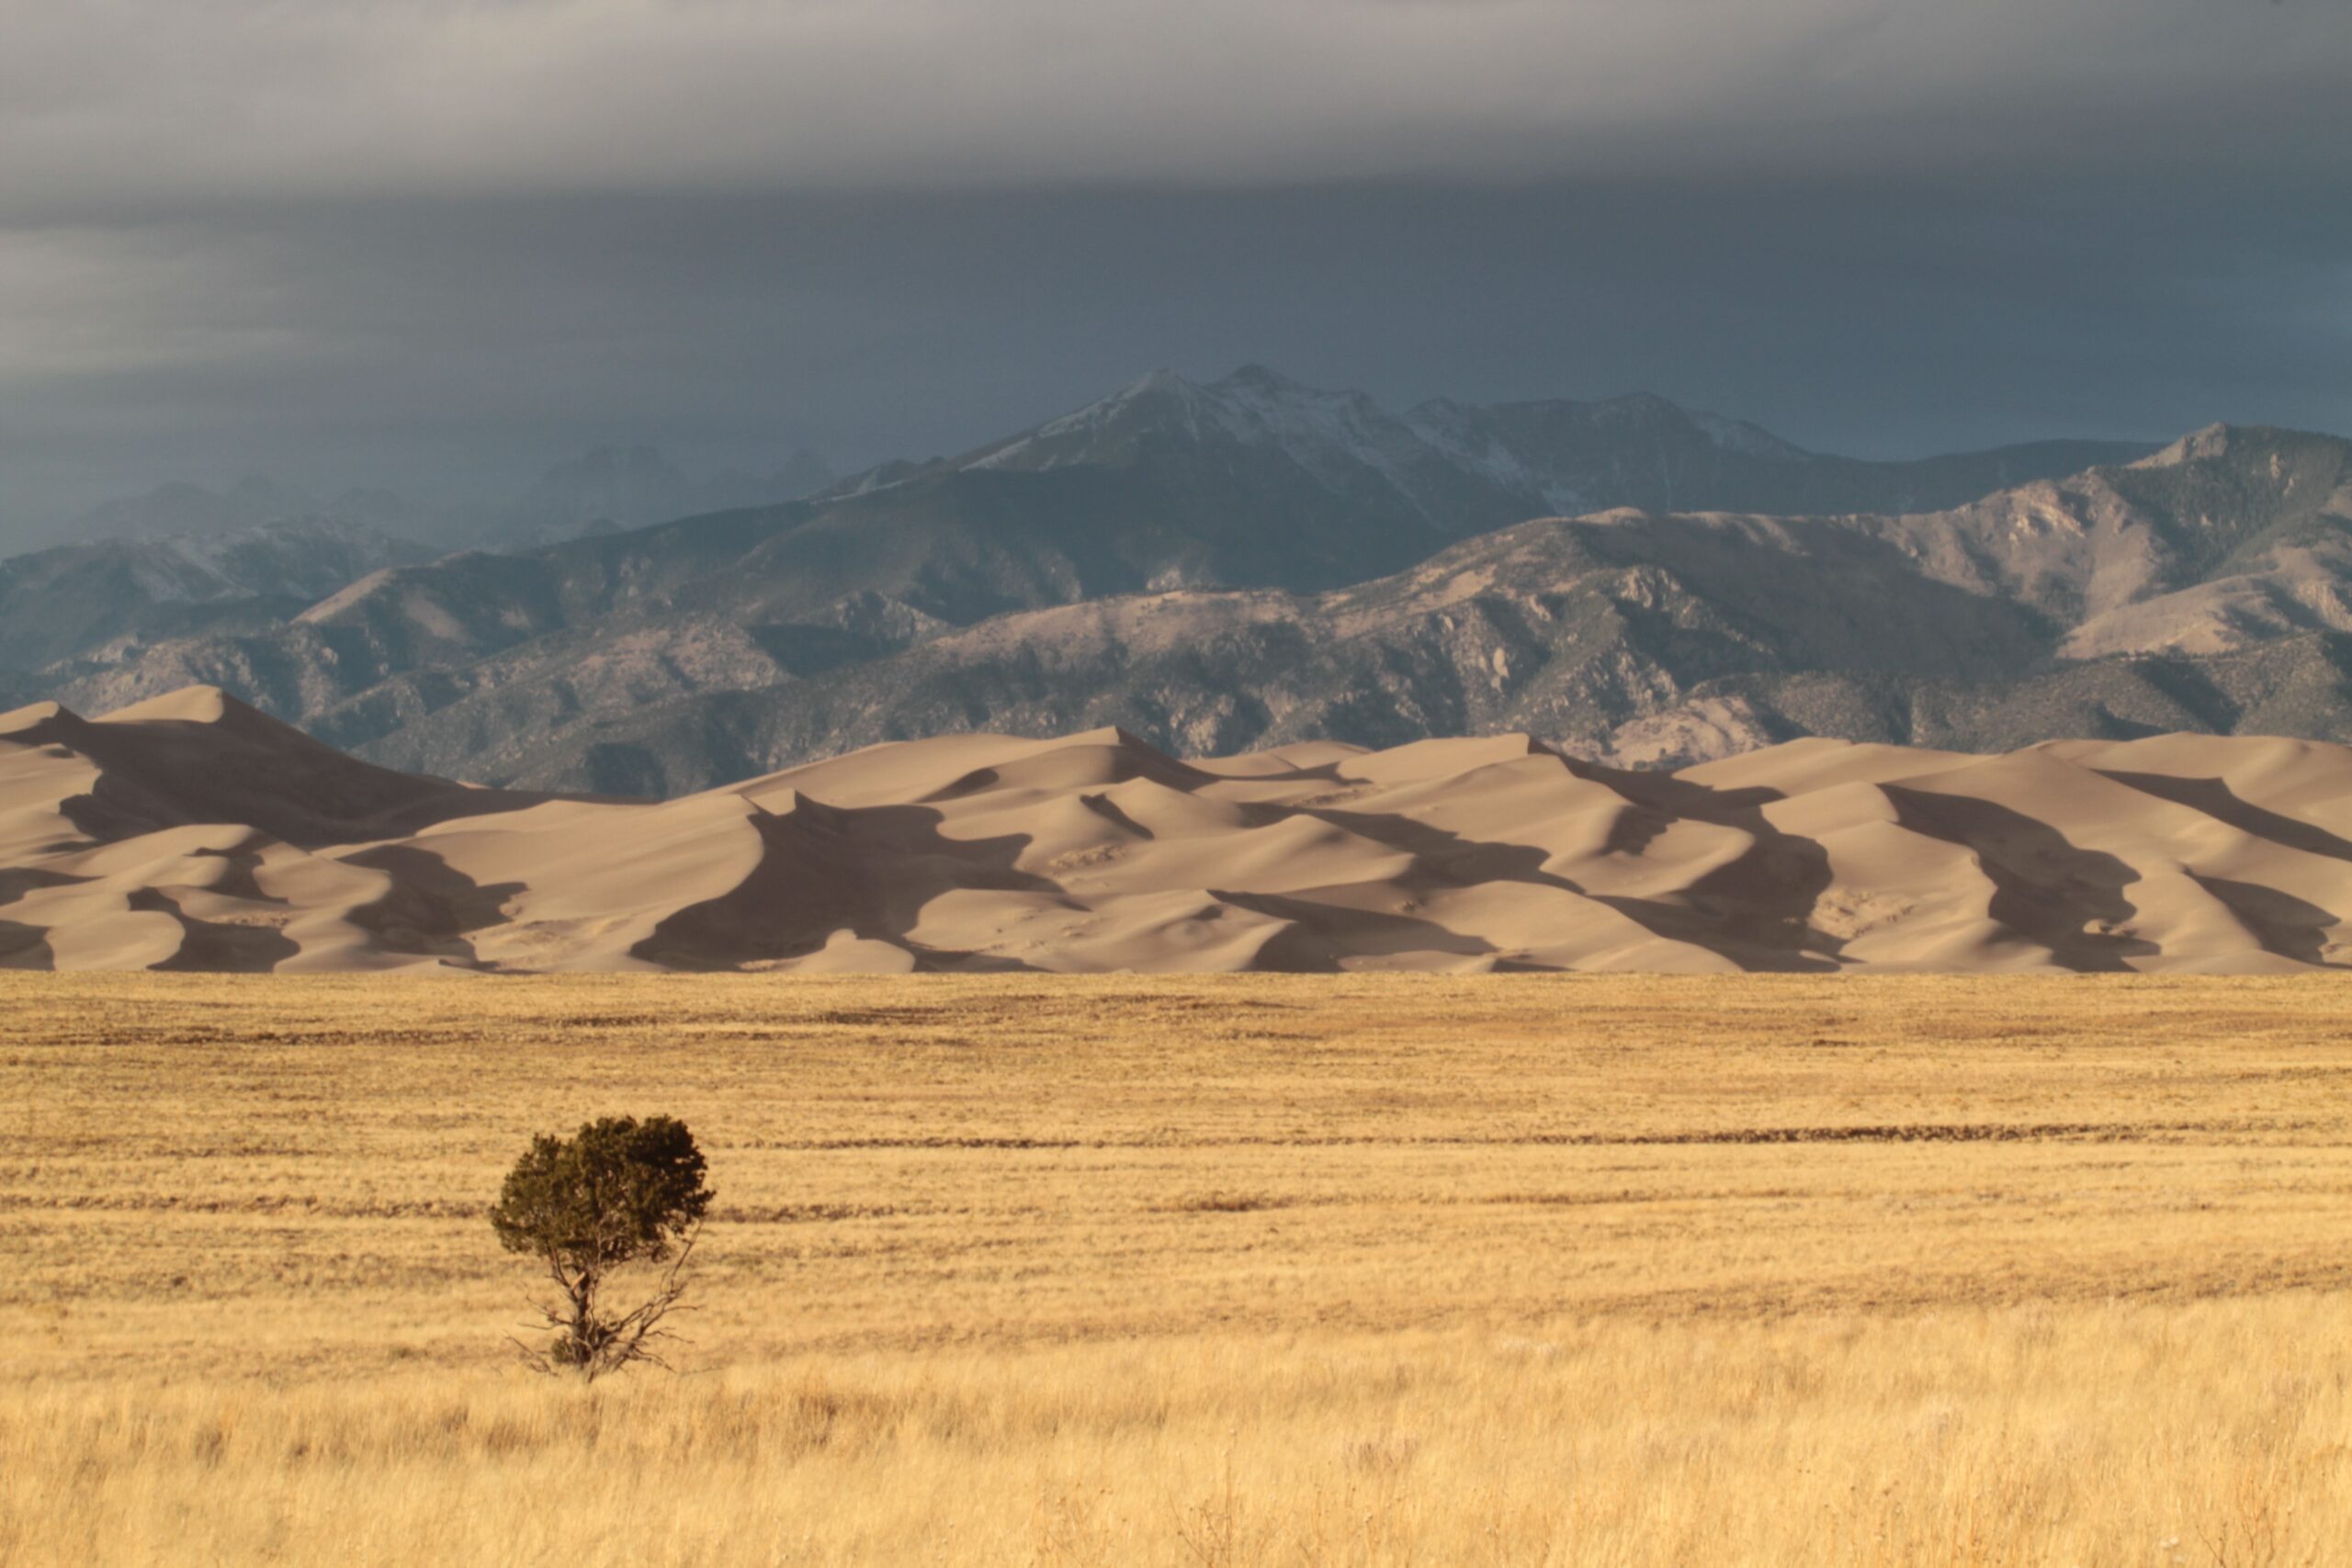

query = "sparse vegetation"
[[489, 1115, 712, 1379], [4, 971, 2350, 1564]]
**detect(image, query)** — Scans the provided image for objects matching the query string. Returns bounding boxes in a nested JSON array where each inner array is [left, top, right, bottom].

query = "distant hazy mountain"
[[312, 423, 2352, 795], [15, 365, 2238, 792], [0, 519, 435, 673], [66, 477, 424, 545], [27, 367, 2143, 773], [44, 444, 838, 558], [820, 365, 2150, 594], [1403, 389, 2139, 522], [69, 476, 314, 541], [492, 444, 836, 548]]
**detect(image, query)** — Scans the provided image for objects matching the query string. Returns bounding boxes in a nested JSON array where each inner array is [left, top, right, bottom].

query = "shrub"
[[489, 1114, 714, 1380]]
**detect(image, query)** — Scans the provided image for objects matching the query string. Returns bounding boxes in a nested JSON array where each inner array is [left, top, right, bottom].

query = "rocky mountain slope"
[[8, 686, 2352, 974], [16, 367, 2154, 788], [0, 519, 435, 674], [323, 423, 2352, 796]]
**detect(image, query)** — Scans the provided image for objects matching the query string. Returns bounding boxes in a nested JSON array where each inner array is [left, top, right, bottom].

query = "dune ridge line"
[[5, 686, 2351, 975]]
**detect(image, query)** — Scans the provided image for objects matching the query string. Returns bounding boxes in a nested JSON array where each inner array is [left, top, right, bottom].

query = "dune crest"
[[5, 686, 2352, 974]]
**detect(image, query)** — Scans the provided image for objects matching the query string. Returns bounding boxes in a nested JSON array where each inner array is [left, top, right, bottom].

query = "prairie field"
[[3, 972, 2350, 1566]]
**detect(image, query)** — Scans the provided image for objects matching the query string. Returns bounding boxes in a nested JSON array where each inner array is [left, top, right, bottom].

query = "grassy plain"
[[2, 972, 2349, 1565]]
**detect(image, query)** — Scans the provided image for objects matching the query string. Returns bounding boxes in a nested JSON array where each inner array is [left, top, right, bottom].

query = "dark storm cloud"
[[3, 0, 2346, 207], [0, 1, 2346, 541], [10, 178, 2345, 468]]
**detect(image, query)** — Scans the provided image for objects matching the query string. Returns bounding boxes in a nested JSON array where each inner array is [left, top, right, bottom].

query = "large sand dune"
[[6, 686, 2352, 974]]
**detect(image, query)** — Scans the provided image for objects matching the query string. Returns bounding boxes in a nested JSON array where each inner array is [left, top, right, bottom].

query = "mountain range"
[[0, 442, 839, 700], [492, 443, 839, 549], [62, 476, 422, 545], [7, 366, 2223, 793], [0, 519, 435, 675], [604, 421, 2343, 776], [38, 444, 839, 555]]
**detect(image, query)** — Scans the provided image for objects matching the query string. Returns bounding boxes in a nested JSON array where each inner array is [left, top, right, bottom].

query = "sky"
[[2, 0, 2348, 545]]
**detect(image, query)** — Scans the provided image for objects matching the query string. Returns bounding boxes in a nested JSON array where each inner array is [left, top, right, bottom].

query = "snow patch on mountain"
[[1689, 411, 1809, 461], [1206, 365, 1439, 504], [1403, 400, 1592, 514]]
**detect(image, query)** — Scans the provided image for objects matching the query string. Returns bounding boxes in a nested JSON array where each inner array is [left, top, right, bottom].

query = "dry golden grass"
[[4, 972, 2350, 1565]]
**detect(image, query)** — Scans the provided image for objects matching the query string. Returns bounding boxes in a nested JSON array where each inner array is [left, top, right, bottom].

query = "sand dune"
[[6, 687, 2352, 974]]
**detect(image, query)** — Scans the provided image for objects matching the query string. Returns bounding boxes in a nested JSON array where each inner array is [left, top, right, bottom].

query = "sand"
[[5, 687, 2351, 973]]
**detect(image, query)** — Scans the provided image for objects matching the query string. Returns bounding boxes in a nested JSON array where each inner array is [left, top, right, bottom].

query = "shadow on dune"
[[1881, 786, 2157, 971], [919, 731, 1218, 806], [1296, 755, 1842, 972], [0, 919, 51, 970], [20, 704, 556, 852], [1077, 792, 1157, 840], [132, 888, 301, 973], [184, 840, 287, 906], [1238, 758, 1351, 786], [2095, 770, 2352, 865], [339, 844, 528, 967], [0, 868, 88, 907], [1306, 804, 1580, 895], [633, 796, 1053, 971], [2188, 875, 2349, 968], [1211, 888, 1498, 971], [1575, 761, 1841, 972]]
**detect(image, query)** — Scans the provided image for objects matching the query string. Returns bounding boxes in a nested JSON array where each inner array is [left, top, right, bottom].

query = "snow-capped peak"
[[954, 363, 1826, 524], [1689, 410, 1810, 461]]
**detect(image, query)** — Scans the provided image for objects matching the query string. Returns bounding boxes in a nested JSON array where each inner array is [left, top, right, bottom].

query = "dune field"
[[4, 971, 2350, 1564], [8, 686, 2352, 974]]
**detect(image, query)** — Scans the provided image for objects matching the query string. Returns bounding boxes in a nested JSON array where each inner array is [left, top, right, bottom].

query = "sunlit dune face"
[[8, 691, 2352, 974]]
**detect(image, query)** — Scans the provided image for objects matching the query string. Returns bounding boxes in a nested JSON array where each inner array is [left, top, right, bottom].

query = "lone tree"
[[489, 1115, 714, 1380]]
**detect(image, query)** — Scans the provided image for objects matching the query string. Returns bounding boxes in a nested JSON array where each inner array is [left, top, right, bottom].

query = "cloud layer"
[[0, 2, 2346, 543], [5, 0, 2346, 212]]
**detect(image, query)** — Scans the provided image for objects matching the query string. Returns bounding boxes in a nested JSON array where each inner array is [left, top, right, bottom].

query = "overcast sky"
[[3, 0, 2348, 542]]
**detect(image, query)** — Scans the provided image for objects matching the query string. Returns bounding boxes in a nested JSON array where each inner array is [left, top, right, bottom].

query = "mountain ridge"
[[0, 518, 436, 674], [302, 421, 2352, 796], [8, 367, 2167, 791]]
